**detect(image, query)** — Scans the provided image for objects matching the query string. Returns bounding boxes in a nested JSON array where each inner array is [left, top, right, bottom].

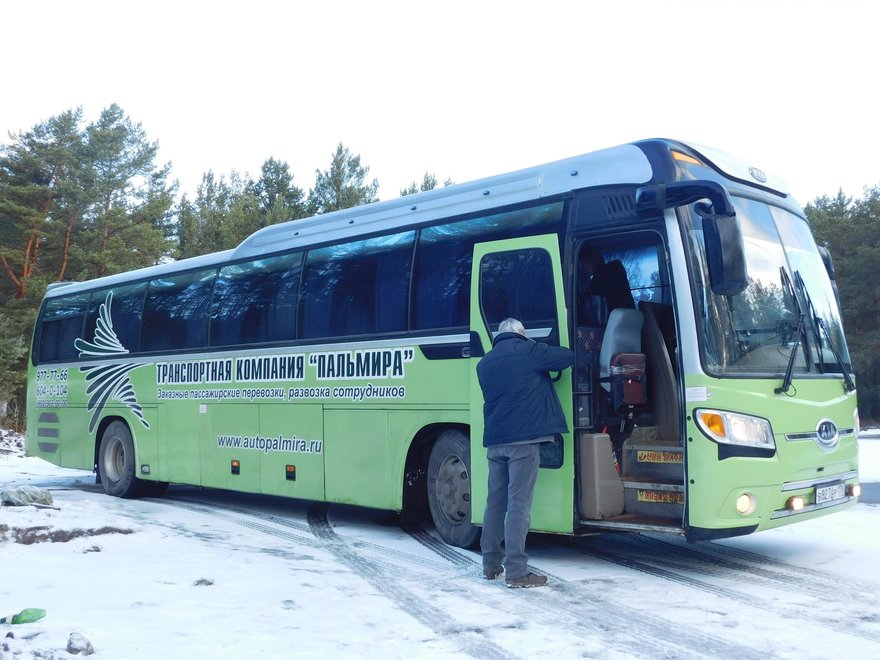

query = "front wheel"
[[98, 421, 144, 498], [427, 430, 480, 548]]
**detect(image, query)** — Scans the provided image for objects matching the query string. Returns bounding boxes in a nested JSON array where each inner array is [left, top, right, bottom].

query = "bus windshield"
[[682, 196, 851, 376]]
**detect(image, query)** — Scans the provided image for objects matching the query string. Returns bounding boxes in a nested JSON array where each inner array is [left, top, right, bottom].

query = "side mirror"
[[817, 245, 843, 315], [817, 245, 835, 281], [636, 180, 747, 296], [699, 206, 748, 295]]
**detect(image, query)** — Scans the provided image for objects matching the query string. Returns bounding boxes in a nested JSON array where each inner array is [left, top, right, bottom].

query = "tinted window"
[[300, 231, 414, 338], [38, 294, 89, 362], [141, 270, 216, 351], [211, 252, 303, 347], [83, 283, 146, 354], [479, 248, 558, 342], [602, 244, 664, 304], [683, 200, 810, 374], [412, 202, 564, 330]]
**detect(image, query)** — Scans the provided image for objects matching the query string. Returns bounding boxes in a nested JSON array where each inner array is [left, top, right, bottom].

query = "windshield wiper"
[[775, 267, 805, 395], [794, 271, 856, 394], [793, 271, 824, 371], [817, 315, 856, 393], [775, 312, 804, 395]]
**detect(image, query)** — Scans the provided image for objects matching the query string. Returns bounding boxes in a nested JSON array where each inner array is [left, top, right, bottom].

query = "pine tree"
[[76, 104, 175, 279], [307, 143, 379, 214], [806, 187, 880, 420], [0, 109, 84, 299]]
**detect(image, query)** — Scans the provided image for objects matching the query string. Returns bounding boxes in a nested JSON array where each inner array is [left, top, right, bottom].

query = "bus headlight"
[[695, 409, 775, 450]]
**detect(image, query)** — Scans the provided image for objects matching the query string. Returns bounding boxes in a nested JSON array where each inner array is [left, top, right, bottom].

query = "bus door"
[[469, 235, 575, 534]]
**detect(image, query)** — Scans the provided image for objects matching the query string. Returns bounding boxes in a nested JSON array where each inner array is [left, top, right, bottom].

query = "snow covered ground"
[[1, 429, 879, 659]]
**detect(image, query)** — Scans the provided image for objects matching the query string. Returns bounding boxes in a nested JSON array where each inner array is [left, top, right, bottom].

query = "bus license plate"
[[815, 482, 845, 504]]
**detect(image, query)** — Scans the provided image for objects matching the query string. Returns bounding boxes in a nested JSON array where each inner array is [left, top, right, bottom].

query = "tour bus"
[[26, 138, 860, 546]]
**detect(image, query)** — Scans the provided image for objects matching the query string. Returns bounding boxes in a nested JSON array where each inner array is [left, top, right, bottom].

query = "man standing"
[[477, 318, 574, 588]]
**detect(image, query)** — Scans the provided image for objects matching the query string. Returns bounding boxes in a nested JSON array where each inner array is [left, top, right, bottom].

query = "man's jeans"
[[480, 439, 546, 580]]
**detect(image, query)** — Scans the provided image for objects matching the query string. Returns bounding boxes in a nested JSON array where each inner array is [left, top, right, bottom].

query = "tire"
[[98, 421, 144, 498], [427, 430, 481, 548]]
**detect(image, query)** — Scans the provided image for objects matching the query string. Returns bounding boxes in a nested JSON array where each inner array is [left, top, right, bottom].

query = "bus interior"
[[572, 233, 686, 532]]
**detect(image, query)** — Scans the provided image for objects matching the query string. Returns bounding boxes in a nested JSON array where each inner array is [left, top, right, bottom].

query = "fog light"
[[735, 493, 756, 515], [787, 496, 805, 511], [848, 484, 861, 498]]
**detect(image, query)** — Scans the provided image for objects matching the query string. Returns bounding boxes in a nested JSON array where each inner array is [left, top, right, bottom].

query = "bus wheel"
[[98, 421, 143, 498], [427, 430, 480, 548]]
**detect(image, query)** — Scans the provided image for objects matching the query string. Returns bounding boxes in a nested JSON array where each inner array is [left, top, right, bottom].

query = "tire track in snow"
[[306, 503, 512, 660], [567, 536, 880, 645], [642, 535, 880, 601], [153, 496, 512, 657], [149, 498, 321, 549], [157, 497, 713, 659], [103, 484, 761, 657], [401, 523, 762, 660]]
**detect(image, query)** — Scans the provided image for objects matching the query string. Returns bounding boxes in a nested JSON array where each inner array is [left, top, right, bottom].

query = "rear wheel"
[[427, 430, 481, 548], [98, 421, 144, 498]]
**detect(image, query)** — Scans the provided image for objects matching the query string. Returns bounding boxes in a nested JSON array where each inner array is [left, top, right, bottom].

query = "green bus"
[[26, 139, 860, 545]]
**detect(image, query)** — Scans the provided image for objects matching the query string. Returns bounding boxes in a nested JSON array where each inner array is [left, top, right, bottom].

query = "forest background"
[[1, 105, 877, 429]]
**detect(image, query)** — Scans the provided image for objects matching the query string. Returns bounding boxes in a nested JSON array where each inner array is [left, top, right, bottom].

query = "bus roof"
[[41, 138, 790, 300], [231, 143, 653, 259]]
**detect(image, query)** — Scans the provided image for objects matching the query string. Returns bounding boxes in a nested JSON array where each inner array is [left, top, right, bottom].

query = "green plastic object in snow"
[[0, 608, 46, 624]]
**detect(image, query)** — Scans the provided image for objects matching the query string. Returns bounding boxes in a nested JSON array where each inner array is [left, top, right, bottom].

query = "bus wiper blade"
[[816, 316, 856, 394], [794, 271, 855, 394], [794, 271, 823, 372], [780, 267, 801, 316], [775, 313, 804, 395]]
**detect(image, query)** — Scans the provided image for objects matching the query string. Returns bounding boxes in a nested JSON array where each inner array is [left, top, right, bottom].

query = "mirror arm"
[[635, 180, 735, 218]]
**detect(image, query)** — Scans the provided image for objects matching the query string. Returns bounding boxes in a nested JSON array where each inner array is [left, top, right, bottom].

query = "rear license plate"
[[815, 482, 846, 504]]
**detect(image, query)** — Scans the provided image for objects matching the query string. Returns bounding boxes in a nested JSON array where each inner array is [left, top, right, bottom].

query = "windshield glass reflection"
[[682, 197, 851, 376]]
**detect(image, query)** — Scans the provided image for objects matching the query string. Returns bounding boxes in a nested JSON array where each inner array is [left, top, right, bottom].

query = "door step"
[[621, 477, 685, 520], [577, 514, 684, 535], [622, 430, 683, 480]]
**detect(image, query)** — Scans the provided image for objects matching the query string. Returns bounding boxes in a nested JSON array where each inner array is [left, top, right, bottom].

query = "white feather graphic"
[[75, 292, 149, 432]]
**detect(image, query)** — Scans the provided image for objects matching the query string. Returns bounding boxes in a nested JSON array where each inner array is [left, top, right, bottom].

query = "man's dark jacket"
[[477, 332, 574, 447]]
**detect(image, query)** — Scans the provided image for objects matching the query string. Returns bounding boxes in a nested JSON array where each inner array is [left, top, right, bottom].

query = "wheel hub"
[[434, 453, 471, 524]]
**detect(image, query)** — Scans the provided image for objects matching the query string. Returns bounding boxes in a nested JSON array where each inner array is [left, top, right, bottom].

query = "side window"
[[83, 283, 146, 354], [410, 223, 472, 331], [37, 293, 90, 363], [211, 252, 303, 347], [576, 239, 666, 329], [603, 245, 663, 304], [412, 201, 564, 331], [479, 249, 558, 344], [299, 231, 414, 339], [141, 269, 216, 352]]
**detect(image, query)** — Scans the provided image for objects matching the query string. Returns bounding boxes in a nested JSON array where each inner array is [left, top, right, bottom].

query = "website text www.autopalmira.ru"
[[216, 434, 323, 455]]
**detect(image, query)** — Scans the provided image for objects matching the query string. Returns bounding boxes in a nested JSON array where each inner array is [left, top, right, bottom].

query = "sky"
[[1, 432, 879, 659], [2, 1, 878, 207]]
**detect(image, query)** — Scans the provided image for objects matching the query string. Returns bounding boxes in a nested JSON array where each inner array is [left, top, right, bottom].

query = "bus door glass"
[[469, 235, 575, 534]]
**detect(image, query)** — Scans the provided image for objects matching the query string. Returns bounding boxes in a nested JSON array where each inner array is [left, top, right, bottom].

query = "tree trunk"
[[57, 220, 75, 281], [0, 255, 26, 299]]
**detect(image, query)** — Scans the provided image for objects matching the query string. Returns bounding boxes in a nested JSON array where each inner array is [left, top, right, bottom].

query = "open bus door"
[[468, 235, 576, 535]]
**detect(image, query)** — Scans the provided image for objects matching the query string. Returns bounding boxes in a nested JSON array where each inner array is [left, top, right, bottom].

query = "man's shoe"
[[505, 572, 548, 589], [484, 566, 504, 580]]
